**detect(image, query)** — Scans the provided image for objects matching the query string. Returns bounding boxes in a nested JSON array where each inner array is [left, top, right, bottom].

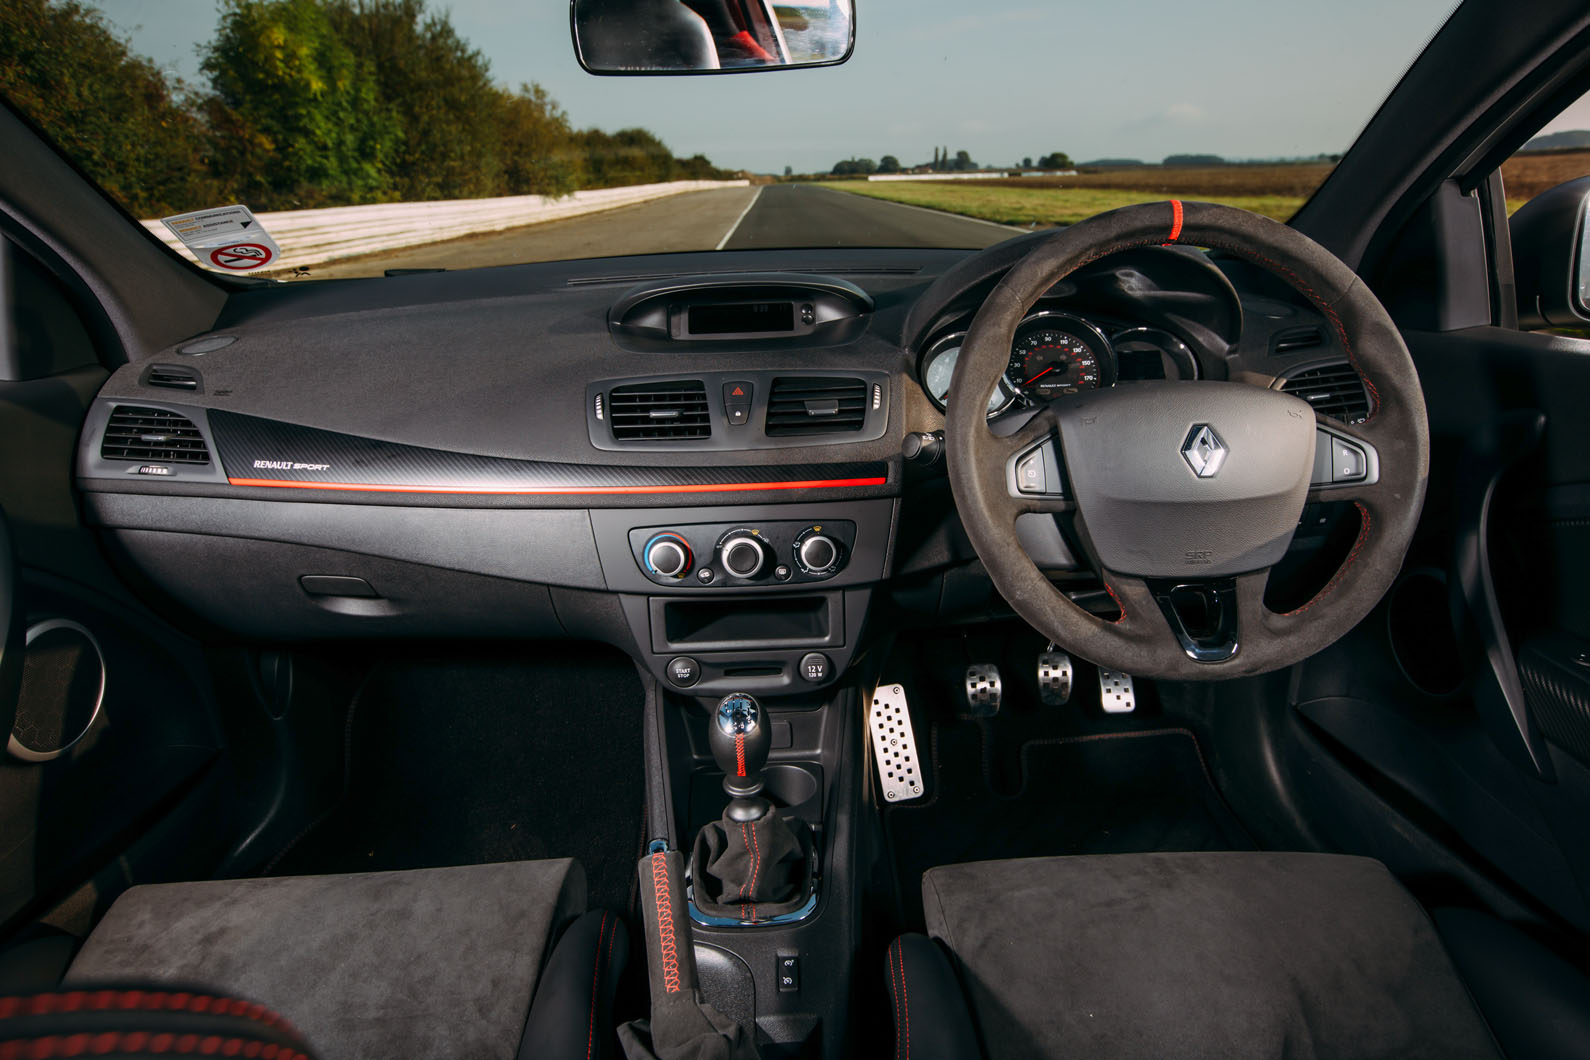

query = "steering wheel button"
[[1016, 449, 1047, 494], [1312, 430, 1334, 485], [1332, 440, 1368, 482]]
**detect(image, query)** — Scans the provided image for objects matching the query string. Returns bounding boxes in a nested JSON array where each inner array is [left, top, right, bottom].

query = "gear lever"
[[707, 692, 772, 820]]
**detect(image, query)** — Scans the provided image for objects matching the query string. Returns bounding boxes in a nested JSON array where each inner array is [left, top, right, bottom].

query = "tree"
[[1037, 151, 1072, 169], [1022, 156, 1033, 169], [201, 0, 395, 208], [496, 82, 580, 196], [323, 0, 502, 201], [1163, 153, 1225, 166], [0, 0, 221, 216], [830, 157, 876, 176], [784, 165, 793, 178], [878, 154, 900, 174], [952, 149, 974, 171]]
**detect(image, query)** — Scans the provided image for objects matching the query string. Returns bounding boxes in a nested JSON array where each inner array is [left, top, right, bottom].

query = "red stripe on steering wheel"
[[1168, 200, 1184, 242]]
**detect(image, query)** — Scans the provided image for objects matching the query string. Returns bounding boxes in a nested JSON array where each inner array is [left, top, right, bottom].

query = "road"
[[308, 184, 1023, 278]]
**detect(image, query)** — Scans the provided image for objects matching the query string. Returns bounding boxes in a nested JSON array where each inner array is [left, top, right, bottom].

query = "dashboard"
[[72, 236, 1368, 696]]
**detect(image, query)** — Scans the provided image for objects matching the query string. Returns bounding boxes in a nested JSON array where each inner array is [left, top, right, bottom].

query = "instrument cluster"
[[918, 311, 1199, 419]]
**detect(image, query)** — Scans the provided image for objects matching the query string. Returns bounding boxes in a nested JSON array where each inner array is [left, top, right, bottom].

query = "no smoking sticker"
[[161, 204, 282, 274], [208, 242, 274, 271]]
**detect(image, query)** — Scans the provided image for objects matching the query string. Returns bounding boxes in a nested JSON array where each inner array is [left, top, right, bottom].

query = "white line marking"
[[715, 186, 764, 250], [813, 184, 1030, 232]]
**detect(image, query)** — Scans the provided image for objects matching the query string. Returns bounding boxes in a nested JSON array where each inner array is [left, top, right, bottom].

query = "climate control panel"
[[630, 519, 857, 588]]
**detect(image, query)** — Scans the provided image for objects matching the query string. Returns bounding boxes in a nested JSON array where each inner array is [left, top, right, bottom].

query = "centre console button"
[[667, 657, 700, 688]]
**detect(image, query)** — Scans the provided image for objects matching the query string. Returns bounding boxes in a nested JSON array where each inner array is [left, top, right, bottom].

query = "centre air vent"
[[1280, 363, 1371, 425], [765, 377, 868, 436], [608, 380, 712, 441], [100, 406, 211, 464]]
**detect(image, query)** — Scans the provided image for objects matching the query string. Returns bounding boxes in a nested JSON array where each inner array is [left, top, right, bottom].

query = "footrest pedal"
[[869, 684, 924, 803]]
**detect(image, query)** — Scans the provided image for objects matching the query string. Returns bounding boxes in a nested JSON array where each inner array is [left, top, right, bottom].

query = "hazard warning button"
[[723, 380, 753, 427]]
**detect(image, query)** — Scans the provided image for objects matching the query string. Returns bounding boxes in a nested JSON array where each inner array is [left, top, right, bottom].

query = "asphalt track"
[[308, 183, 1022, 278]]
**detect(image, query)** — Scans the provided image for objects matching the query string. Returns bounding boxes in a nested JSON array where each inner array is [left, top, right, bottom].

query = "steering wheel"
[[946, 200, 1428, 680]]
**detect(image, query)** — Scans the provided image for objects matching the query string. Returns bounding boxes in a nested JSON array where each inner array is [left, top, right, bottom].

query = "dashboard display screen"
[[687, 301, 795, 335]]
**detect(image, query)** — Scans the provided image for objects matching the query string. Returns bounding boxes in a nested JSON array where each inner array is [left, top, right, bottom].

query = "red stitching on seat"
[[0, 994, 292, 1033], [894, 940, 909, 1060], [586, 912, 608, 1060], [0, 1035, 305, 1060], [650, 855, 681, 994], [886, 941, 900, 1060]]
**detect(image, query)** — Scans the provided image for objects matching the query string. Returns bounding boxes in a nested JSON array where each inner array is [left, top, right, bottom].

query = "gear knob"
[[709, 692, 770, 798]]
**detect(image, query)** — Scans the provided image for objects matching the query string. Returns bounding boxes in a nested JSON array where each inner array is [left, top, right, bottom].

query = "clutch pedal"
[[963, 664, 1002, 717], [1097, 669, 1137, 713], [869, 684, 925, 803], [1037, 646, 1073, 706]]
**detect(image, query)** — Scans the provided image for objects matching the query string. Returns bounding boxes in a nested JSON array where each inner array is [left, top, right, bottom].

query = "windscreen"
[[1, 0, 1456, 280]]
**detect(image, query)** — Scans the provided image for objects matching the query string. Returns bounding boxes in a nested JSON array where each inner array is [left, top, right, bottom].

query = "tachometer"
[[1007, 313, 1115, 399], [920, 332, 1016, 416]]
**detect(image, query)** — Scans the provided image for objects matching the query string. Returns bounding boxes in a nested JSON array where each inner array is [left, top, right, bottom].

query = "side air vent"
[[1271, 326, 1325, 356], [1281, 363, 1370, 425], [100, 406, 211, 464], [766, 376, 868, 436], [609, 380, 712, 441], [144, 364, 201, 391]]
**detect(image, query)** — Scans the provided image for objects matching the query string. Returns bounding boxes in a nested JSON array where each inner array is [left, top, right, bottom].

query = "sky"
[[87, 0, 1470, 174]]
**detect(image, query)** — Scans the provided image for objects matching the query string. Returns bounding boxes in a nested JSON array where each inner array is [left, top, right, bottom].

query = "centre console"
[[590, 498, 896, 697]]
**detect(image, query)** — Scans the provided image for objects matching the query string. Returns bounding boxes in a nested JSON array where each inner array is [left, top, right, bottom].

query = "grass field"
[[828, 150, 1590, 227]]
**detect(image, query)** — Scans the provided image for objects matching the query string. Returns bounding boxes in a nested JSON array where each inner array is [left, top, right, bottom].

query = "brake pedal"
[[1037, 647, 1073, 706], [869, 684, 924, 803], [1097, 669, 1137, 713], [963, 664, 1002, 717]]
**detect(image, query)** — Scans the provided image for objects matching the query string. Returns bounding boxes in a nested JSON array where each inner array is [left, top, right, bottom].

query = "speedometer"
[[920, 332, 1016, 416], [1007, 313, 1115, 400]]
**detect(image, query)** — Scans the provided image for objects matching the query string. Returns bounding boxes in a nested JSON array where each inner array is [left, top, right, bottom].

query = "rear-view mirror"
[[572, 0, 854, 75], [1510, 175, 1590, 328]]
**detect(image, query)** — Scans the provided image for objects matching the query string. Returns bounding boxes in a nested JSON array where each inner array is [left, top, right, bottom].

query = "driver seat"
[[888, 852, 1520, 1059]]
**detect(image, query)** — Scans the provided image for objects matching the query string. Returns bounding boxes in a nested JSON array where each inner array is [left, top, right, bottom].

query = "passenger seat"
[[0, 859, 627, 1059]]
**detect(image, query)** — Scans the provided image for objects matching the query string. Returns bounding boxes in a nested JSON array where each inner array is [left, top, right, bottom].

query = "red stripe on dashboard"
[[226, 476, 887, 495]]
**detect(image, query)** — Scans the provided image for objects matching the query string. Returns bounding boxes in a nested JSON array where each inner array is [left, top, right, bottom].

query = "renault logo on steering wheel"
[[1182, 424, 1228, 478]]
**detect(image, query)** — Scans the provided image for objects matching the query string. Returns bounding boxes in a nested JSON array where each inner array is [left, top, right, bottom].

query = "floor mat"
[[271, 646, 646, 915], [886, 725, 1253, 928]]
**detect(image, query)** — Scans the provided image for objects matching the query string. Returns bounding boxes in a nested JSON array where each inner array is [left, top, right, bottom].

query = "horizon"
[[83, 0, 1533, 175]]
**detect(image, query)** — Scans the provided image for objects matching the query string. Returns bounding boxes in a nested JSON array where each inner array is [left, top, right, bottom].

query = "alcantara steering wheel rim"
[[945, 200, 1428, 680]]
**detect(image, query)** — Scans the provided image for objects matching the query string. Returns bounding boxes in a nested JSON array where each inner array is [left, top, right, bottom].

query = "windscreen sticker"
[[161, 204, 281, 272], [208, 242, 274, 271]]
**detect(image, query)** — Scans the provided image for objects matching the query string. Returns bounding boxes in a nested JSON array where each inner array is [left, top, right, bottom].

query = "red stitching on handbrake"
[[651, 856, 681, 994], [586, 912, 608, 1060], [1168, 199, 1184, 242]]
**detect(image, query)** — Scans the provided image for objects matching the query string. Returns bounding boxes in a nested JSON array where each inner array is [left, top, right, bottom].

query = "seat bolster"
[[66, 859, 587, 1060], [1432, 908, 1590, 1060], [885, 934, 982, 1060], [518, 909, 630, 1060]]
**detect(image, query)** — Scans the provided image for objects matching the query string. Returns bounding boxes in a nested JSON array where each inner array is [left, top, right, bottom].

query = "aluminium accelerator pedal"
[[1097, 669, 1137, 713], [869, 684, 924, 803]]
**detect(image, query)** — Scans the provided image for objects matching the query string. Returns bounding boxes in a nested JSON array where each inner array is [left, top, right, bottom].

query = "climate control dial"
[[793, 527, 844, 575], [719, 533, 768, 580], [643, 533, 693, 579]]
